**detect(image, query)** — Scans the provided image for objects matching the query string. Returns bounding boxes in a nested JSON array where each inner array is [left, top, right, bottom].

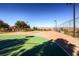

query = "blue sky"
[[0, 3, 79, 27]]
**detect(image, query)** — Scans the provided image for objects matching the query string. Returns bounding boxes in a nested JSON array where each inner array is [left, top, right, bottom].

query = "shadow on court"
[[20, 38, 75, 56], [0, 36, 76, 56]]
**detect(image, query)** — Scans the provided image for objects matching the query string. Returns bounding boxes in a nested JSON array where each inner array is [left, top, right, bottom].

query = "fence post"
[[73, 3, 76, 37]]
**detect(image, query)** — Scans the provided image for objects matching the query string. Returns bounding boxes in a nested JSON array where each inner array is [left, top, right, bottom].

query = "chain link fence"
[[56, 17, 79, 38]]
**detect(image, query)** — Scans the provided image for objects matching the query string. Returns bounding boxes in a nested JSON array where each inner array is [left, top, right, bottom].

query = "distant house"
[[9, 26, 17, 31]]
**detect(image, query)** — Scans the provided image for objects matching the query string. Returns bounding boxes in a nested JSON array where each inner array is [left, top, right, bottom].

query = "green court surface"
[[0, 35, 68, 56], [0, 35, 48, 56]]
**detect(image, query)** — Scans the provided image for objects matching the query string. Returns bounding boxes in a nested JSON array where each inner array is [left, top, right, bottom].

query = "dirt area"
[[0, 31, 79, 45]]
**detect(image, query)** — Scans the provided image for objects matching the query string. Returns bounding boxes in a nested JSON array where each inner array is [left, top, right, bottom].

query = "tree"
[[0, 20, 4, 28], [15, 20, 30, 31], [33, 27, 38, 30], [0, 20, 10, 31]]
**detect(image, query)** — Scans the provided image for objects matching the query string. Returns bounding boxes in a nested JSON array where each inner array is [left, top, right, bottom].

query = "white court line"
[[54, 42, 71, 56]]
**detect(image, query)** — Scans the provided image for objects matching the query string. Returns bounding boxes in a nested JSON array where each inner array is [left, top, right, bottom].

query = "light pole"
[[67, 3, 76, 37], [73, 3, 76, 37], [54, 20, 57, 31]]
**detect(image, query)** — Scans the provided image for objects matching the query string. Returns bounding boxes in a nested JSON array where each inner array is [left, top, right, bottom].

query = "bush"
[[76, 30, 79, 37], [63, 29, 68, 34]]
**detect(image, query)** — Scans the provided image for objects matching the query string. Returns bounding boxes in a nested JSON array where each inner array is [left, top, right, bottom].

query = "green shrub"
[[76, 30, 79, 37], [63, 29, 68, 34]]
